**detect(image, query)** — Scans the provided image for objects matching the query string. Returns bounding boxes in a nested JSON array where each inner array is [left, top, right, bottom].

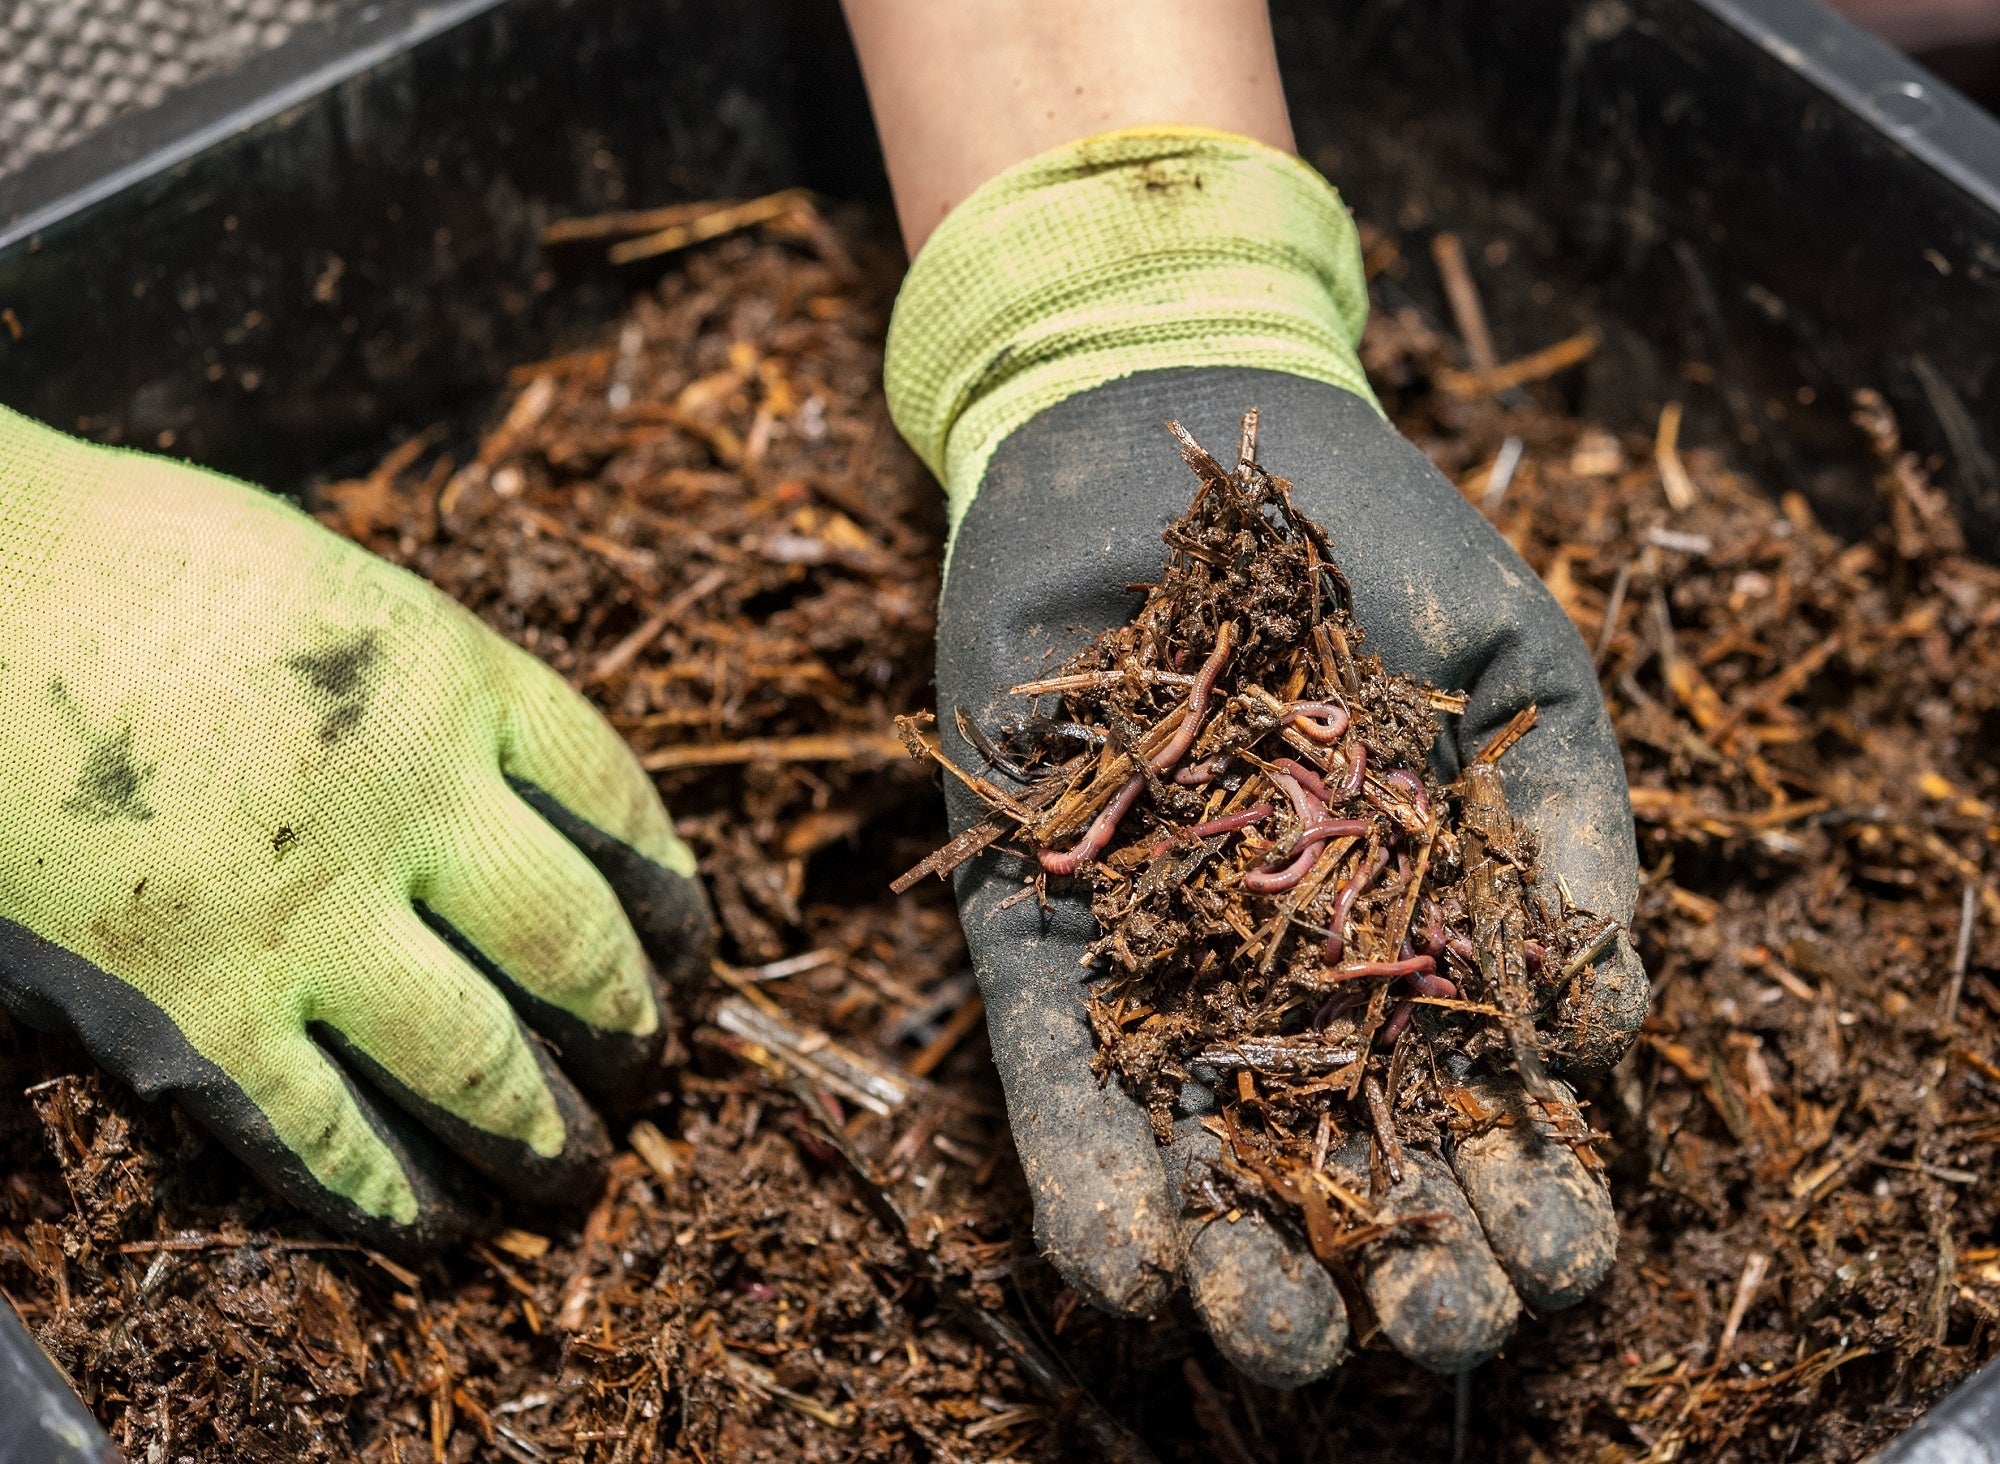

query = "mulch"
[[2, 198, 1996, 1463]]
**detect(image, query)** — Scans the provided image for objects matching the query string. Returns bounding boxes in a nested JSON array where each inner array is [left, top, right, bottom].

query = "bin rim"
[[6, 0, 2000, 260], [0, 0, 509, 254], [1708, 0, 2000, 217]]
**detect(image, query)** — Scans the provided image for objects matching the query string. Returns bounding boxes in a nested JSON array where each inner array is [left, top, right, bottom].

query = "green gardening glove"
[[887, 129, 1646, 1386], [0, 407, 714, 1248]]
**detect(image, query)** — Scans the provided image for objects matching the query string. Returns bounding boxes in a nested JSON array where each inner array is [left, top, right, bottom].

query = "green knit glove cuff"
[[884, 126, 1379, 545]]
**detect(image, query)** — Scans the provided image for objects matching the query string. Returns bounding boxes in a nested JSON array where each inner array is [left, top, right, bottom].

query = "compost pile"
[[2, 201, 1999, 1463], [908, 410, 1616, 1233]]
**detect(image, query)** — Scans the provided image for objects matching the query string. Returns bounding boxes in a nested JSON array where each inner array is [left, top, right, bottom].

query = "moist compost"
[[2, 201, 1997, 1463], [901, 410, 1616, 1244]]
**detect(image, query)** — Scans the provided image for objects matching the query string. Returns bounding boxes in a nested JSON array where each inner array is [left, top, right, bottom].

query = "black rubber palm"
[[937, 368, 1647, 1385]]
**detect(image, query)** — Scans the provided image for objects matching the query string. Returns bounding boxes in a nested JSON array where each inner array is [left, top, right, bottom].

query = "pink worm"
[[1383, 768, 1429, 818], [1038, 774, 1144, 875], [1148, 627, 1234, 773], [1340, 743, 1368, 798], [1282, 701, 1350, 743], [1297, 818, 1373, 845], [1145, 803, 1272, 859], [1174, 759, 1223, 786], [1321, 965, 1458, 1041], [1374, 968, 1460, 1049], [1241, 766, 1334, 894], [1272, 757, 1331, 804], [1038, 627, 1235, 873], [1242, 821, 1370, 893], [1325, 954, 1437, 983], [1322, 845, 1389, 964], [1407, 969, 1459, 999], [1376, 1001, 1417, 1048], [1420, 899, 1446, 956]]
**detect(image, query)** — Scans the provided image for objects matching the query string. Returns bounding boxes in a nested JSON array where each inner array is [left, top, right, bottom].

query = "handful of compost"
[[903, 411, 1620, 1257]]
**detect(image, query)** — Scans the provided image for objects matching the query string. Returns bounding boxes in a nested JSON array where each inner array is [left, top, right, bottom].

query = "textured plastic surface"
[[0, 1299, 117, 1463], [1873, 1356, 2000, 1460], [0, 0, 359, 179]]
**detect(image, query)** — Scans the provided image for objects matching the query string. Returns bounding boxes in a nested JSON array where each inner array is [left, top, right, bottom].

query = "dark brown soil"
[[3, 202, 1997, 1463]]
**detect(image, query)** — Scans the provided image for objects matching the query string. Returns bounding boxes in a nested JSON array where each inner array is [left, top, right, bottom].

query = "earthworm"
[[1340, 742, 1368, 798], [1242, 766, 1342, 893], [1524, 939, 1546, 974], [1322, 844, 1389, 964], [1145, 803, 1272, 859], [1407, 969, 1459, 1000], [1375, 966, 1461, 1049], [1320, 956, 1432, 1056], [1282, 700, 1351, 743], [1383, 768, 1429, 819], [1037, 628, 1233, 874], [1324, 954, 1437, 983], [1296, 818, 1373, 845], [1173, 758, 1223, 786], [1272, 758, 1331, 805], [1324, 962, 1459, 1043], [1149, 624, 1235, 772], [1446, 934, 1478, 967], [1038, 773, 1144, 875], [1376, 1000, 1416, 1048], [1419, 899, 1446, 956], [1269, 763, 1324, 825], [1243, 831, 1361, 894]]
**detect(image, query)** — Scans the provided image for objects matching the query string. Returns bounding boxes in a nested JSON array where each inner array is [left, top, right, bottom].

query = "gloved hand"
[[0, 407, 713, 1248], [887, 130, 1648, 1385]]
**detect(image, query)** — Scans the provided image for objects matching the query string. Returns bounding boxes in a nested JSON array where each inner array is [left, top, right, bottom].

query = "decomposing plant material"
[[7, 201, 2000, 1463], [901, 410, 1619, 1254]]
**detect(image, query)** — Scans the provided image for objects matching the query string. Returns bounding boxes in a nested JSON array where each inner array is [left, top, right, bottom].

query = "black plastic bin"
[[1, 0, 1997, 1458]]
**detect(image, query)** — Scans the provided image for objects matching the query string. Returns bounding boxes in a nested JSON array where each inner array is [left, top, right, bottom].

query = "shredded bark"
[[1, 202, 1997, 1462]]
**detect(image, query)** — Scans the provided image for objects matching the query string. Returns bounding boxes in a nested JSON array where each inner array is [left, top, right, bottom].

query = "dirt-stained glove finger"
[[1484, 735, 1649, 1076], [954, 851, 1181, 1316], [1446, 1073, 1616, 1312], [1330, 1134, 1519, 1373], [1167, 1108, 1348, 1387]]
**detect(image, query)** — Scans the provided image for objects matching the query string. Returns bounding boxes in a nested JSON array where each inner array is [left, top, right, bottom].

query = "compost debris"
[[2, 200, 1998, 1463]]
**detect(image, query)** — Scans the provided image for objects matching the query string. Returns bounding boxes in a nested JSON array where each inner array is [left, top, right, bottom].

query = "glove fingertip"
[[1022, 1139, 1180, 1317], [313, 1020, 611, 1214], [1186, 1214, 1349, 1388], [1450, 1078, 1618, 1313], [1335, 1139, 1520, 1375], [1550, 935, 1649, 1077]]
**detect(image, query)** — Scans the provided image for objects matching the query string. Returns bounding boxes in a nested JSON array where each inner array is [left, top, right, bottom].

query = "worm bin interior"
[[2, 1, 1999, 1459]]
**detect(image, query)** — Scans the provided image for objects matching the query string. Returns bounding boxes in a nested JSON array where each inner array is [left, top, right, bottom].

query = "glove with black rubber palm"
[[0, 407, 714, 1248], [885, 129, 1648, 1385]]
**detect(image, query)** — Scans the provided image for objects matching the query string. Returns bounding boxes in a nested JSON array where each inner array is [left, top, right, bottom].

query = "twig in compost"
[[1437, 331, 1599, 398], [1941, 883, 1980, 1032]]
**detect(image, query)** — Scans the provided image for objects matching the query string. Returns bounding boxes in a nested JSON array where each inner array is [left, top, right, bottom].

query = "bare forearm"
[[841, 0, 1294, 251]]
